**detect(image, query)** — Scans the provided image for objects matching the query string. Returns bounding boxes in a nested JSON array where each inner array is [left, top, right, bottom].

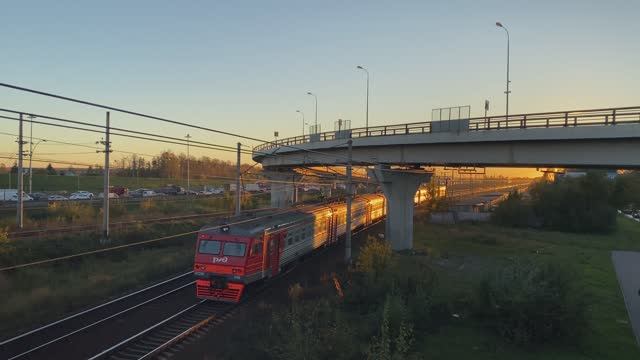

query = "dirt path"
[[612, 251, 640, 346]]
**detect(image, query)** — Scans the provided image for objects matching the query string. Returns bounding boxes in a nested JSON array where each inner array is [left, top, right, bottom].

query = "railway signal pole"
[[235, 142, 241, 216], [345, 139, 353, 262], [16, 114, 25, 229], [98, 112, 112, 244]]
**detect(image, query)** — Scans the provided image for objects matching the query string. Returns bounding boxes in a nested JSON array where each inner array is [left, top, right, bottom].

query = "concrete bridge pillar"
[[265, 171, 300, 208], [368, 165, 432, 250]]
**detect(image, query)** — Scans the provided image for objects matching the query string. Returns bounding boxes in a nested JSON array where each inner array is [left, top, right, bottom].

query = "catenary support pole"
[[345, 139, 353, 262], [101, 112, 111, 243], [17, 114, 24, 229], [235, 142, 241, 216]]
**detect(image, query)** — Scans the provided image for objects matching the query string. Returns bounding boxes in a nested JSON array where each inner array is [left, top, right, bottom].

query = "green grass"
[[406, 212, 640, 359]]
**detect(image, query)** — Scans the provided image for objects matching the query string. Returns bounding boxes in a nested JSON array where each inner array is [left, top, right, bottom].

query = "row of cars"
[[1, 184, 227, 203], [621, 209, 640, 221]]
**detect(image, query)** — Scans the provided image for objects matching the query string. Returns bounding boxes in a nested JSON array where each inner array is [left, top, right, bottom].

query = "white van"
[[0, 189, 33, 202]]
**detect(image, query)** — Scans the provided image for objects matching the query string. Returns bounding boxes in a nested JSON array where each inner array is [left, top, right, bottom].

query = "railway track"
[[0, 271, 196, 360]]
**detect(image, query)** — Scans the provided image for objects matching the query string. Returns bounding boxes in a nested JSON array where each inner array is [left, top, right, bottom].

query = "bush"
[[491, 191, 534, 228], [474, 260, 587, 346], [356, 236, 393, 278], [267, 299, 357, 360], [530, 173, 617, 233]]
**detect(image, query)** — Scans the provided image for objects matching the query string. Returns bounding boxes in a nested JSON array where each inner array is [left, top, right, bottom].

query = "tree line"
[[0, 151, 260, 179]]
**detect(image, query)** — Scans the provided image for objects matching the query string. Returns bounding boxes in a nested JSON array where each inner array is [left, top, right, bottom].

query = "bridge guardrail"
[[253, 106, 640, 154]]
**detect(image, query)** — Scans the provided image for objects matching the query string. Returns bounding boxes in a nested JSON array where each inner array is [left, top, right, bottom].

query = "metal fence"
[[253, 106, 640, 154]]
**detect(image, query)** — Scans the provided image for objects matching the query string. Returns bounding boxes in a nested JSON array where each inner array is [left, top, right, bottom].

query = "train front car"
[[193, 224, 259, 303]]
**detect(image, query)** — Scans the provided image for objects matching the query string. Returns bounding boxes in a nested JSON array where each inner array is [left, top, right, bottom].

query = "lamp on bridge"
[[296, 110, 307, 136], [306, 91, 318, 133], [495, 21, 510, 122], [356, 65, 370, 134]]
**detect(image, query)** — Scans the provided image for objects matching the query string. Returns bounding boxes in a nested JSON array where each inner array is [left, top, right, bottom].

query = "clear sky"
[[1, 0, 638, 177]]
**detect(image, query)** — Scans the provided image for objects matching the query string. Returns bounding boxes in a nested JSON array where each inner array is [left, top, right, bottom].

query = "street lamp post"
[[356, 65, 370, 133], [306, 92, 318, 133], [296, 110, 305, 136], [28, 139, 46, 193], [496, 22, 510, 122]]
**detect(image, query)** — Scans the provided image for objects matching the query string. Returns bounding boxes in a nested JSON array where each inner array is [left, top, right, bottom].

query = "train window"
[[252, 242, 263, 255], [287, 236, 293, 246], [199, 240, 221, 255], [223, 242, 246, 256]]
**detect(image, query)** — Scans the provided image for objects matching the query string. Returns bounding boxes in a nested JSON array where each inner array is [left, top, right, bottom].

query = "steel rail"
[[6, 281, 196, 360], [86, 300, 209, 360], [0, 271, 194, 346]]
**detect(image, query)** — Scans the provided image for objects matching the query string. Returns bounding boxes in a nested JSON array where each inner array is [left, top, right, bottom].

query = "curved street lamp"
[[306, 91, 318, 132], [495, 21, 510, 121], [28, 139, 46, 193], [296, 110, 306, 136], [356, 65, 370, 133]]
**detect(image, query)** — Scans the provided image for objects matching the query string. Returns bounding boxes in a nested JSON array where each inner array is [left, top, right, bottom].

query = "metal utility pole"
[[356, 65, 370, 133], [16, 114, 25, 229], [235, 142, 241, 216], [99, 112, 112, 243], [28, 114, 35, 194], [185, 134, 191, 194], [496, 22, 510, 122], [345, 139, 353, 262]]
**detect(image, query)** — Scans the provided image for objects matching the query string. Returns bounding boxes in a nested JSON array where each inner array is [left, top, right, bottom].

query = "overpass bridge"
[[253, 106, 640, 250], [254, 106, 640, 168]]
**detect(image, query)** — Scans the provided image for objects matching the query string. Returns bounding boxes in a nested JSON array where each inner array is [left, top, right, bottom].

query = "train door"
[[326, 215, 334, 244], [267, 233, 281, 276], [366, 202, 372, 226]]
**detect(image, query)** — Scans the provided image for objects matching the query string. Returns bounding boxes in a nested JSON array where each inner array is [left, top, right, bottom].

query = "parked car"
[[185, 190, 200, 196], [129, 188, 151, 198], [7, 192, 34, 202], [98, 192, 119, 199], [48, 194, 69, 201], [29, 192, 49, 201], [69, 191, 94, 200], [109, 186, 128, 197], [157, 185, 185, 196], [142, 190, 159, 198]]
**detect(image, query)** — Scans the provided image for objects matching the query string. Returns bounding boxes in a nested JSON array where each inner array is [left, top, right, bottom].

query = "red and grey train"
[[193, 189, 436, 302]]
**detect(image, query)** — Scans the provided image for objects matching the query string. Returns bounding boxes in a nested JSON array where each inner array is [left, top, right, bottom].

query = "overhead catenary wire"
[[0, 114, 257, 156], [0, 85, 385, 165]]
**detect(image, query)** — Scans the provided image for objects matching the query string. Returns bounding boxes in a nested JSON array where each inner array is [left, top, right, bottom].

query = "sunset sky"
[[1, 0, 638, 178]]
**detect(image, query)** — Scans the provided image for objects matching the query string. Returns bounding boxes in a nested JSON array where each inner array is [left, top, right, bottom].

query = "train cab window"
[[199, 240, 221, 254], [223, 242, 246, 257]]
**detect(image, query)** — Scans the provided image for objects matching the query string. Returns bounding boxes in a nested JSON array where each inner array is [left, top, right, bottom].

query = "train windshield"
[[198, 240, 222, 254], [223, 242, 246, 257]]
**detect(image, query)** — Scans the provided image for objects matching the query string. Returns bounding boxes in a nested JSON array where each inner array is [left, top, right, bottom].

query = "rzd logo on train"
[[212, 256, 229, 263]]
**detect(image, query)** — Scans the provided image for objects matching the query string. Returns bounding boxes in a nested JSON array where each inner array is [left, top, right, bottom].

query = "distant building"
[[556, 169, 619, 181]]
